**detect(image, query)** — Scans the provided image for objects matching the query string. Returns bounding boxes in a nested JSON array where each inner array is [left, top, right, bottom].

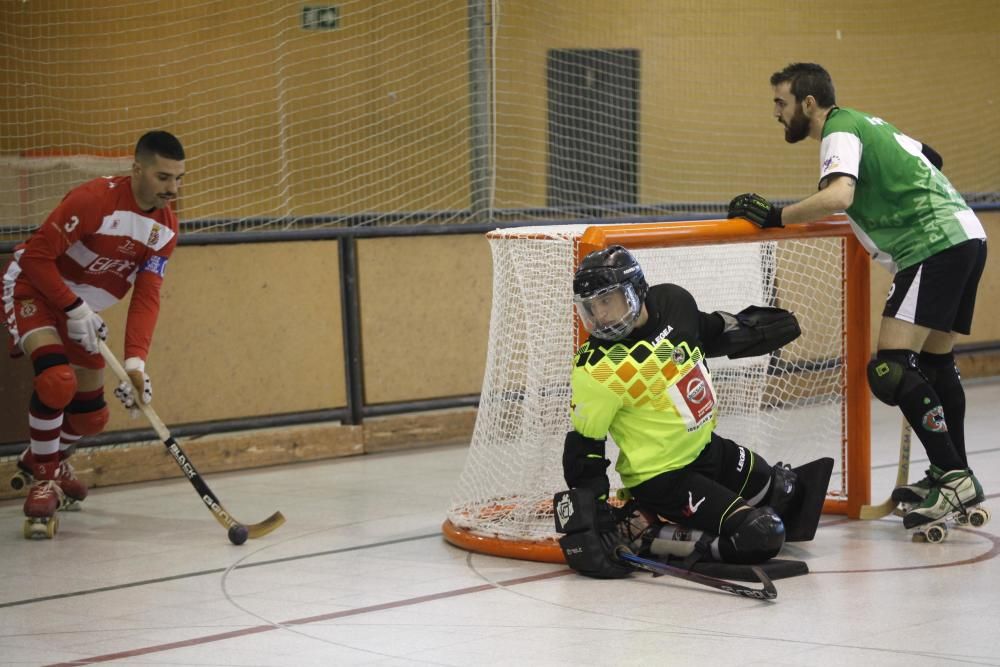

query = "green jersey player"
[[728, 63, 988, 532]]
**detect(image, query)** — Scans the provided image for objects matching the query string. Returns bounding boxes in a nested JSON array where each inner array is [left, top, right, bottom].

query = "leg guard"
[[781, 457, 834, 542], [64, 390, 109, 436], [32, 356, 77, 411]]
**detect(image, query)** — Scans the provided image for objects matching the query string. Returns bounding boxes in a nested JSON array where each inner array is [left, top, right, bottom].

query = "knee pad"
[[867, 349, 924, 406], [33, 363, 77, 410], [65, 402, 109, 436], [723, 506, 785, 563]]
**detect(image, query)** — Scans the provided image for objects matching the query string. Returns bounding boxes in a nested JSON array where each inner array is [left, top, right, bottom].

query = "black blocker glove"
[[554, 489, 633, 579], [727, 192, 783, 228]]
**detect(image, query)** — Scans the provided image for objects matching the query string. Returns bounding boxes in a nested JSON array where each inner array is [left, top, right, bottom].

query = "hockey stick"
[[858, 419, 912, 520], [615, 549, 777, 600], [98, 341, 285, 539]]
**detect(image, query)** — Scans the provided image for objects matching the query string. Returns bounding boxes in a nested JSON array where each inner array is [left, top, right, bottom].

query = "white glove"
[[65, 300, 108, 354], [114, 357, 152, 418]]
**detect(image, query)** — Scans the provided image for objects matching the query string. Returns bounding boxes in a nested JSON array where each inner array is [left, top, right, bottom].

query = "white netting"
[[447, 222, 853, 546], [2, 2, 995, 238]]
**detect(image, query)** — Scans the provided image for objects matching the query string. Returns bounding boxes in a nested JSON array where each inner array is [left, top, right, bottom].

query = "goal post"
[[443, 216, 870, 563]]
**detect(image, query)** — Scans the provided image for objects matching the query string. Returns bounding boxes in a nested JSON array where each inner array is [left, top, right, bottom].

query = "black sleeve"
[[699, 311, 727, 357], [562, 431, 611, 499], [921, 143, 943, 170]]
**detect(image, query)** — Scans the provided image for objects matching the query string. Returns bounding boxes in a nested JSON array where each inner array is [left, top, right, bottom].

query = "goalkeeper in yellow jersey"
[[554, 245, 833, 580]]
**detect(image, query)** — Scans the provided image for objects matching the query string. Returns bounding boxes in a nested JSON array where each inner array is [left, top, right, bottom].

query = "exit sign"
[[302, 6, 339, 30]]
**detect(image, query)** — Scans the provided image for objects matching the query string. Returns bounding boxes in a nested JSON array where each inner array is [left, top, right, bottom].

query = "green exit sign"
[[302, 6, 339, 30]]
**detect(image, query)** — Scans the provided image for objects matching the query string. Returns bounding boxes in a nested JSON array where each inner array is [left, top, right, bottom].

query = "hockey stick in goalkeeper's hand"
[[98, 341, 285, 540], [858, 419, 912, 520], [615, 548, 777, 600]]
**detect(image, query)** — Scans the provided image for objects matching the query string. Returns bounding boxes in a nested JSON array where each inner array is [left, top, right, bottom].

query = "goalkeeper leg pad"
[[781, 457, 834, 542]]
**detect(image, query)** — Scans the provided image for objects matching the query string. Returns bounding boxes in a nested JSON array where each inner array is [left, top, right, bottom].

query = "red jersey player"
[[2, 131, 185, 538]]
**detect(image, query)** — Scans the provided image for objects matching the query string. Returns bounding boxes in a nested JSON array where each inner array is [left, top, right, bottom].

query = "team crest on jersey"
[[148, 224, 161, 247], [672, 347, 686, 364], [19, 299, 37, 318]]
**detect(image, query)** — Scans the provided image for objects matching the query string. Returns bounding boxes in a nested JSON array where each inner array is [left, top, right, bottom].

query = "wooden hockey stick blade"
[[859, 419, 912, 520], [98, 341, 285, 539], [616, 549, 777, 600]]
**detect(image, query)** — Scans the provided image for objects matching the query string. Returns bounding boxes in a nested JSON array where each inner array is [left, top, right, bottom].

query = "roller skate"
[[903, 466, 989, 543], [891, 469, 935, 505], [22, 457, 66, 539], [11, 449, 87, 510]]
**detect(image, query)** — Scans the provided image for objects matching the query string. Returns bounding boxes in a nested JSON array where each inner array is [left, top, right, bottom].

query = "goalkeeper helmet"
[[573, 245, 648, 341]]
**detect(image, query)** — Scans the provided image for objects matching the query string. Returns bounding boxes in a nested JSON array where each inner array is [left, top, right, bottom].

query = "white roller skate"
[[903, 466, 989, 544], [11, 449, 88, 510]]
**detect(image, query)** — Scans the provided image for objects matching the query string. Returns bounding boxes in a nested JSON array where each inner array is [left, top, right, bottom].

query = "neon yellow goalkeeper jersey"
[[570, 284, 721, 487], [820, 107, 985, 273]]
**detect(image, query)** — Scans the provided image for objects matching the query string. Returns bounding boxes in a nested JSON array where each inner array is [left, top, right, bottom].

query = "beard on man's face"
[[783, 105, 811, 143]]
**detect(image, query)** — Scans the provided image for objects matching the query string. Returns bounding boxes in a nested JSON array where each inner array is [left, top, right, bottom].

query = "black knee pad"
[[722, 506, 785, 563], [867, 349, 924, 406]]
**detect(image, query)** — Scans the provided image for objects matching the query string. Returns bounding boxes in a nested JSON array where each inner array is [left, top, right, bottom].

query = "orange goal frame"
[[443, 216, 871, 563]]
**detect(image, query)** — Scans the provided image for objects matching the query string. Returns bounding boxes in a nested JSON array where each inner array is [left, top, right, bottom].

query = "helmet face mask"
[[573, 246, 648, 341], [574, 282, 642, 340]]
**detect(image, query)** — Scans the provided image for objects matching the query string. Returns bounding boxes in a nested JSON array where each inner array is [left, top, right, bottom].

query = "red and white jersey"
[[8, 175, 178, 360]]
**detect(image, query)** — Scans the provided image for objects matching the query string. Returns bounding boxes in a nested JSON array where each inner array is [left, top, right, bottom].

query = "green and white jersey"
[[820, 107, 984, 272], [569, 284, 721, 487]]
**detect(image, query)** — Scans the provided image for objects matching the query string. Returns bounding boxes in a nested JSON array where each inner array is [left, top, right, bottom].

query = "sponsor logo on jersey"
[[682, 491, 706, 517], [822, 155, 841, 172], [736, 445, 747, 472], [87, 257, 136, 277], [886, 283, 895, 301], [651, 325, 674, 347], [685, 377, 707, 403], [19, 299, 37, 318], [117, 238, 138, 256], [922, 406, 948, 433], [141, 255, 168, 277]]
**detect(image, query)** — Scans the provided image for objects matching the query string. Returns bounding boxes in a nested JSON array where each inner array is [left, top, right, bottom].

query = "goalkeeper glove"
[[727, 192, 783, 228]]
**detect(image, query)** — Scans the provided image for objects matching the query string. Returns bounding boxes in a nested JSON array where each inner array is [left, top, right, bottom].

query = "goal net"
[[2, 2, 996, 238], [444, 217, 871, 562]]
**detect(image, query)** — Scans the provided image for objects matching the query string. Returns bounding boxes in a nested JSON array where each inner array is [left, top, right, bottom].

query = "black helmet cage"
[[572, 246, 649, 340]]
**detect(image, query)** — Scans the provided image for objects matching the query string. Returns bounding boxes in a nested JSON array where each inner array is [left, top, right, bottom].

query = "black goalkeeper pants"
[[628, 432, 773, 538]]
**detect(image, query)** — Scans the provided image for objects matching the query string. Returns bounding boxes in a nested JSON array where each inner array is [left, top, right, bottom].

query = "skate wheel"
[[925, 524, 947, 543], [10, 471, 29, 491], [22, 517, 58, 540], [968, 508, 989, 528], [955, 513, 969, 526]]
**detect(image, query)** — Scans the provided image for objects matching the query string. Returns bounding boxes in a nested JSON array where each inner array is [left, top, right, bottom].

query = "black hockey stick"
[[616, 549, 777, 600], [859, 419, 911, 520], [99, 342, 285, 540]]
